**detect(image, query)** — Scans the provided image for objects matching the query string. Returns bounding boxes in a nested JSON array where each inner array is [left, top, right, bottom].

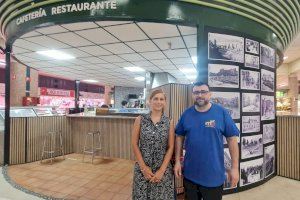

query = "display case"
[[33, 107, 54, 116], [0, 108, 37, 118]]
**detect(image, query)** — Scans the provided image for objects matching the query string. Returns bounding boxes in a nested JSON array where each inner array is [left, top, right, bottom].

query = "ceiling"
[[12, 21, 197, 88], [283, 33, 300, 64]]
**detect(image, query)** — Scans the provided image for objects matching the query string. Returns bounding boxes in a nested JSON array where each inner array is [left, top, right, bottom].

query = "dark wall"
[[39, 75, 105, 93]]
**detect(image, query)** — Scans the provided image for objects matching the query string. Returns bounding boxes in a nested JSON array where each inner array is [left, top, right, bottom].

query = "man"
[[174, 82, 239, 200]]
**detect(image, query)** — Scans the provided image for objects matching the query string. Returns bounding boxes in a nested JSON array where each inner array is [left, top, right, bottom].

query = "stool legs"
[[41, 131, 64, 164], [83, 131, 103, 164]]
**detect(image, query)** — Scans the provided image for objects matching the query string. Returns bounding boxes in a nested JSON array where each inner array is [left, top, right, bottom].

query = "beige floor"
[[3, 154, 300, 200]]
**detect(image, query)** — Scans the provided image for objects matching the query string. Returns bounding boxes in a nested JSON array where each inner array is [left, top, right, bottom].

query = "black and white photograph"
[[211, 92, 240, 119], [240, 158, 264, 186], [223, 123, 240, 144], [241, 70, 260, 90], [245, 54, 259, 69], [245, 38, 259, 54], [224, 148, 237, 190], [208, 32, 244, 63], [261, 95, 275, 120], [264, 144, 275, 178], [242, 116, 260, 133], [242, 93, 260, 112], [263, 123, 275, 144], [241, 134, 263, 159], [260, 43, 275, 68], [208, 64, 239, 88], [261, 69, 275, 92]]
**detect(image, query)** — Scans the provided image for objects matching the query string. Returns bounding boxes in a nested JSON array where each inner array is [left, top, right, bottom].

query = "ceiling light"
[[124, 67, 145, 72], [36, 50, 75, 60], [82, 79, 99, 83], [192, 56, 197, 64], [180, 68, 197, 74], [283, 56, 288, 60], [0, 60, 5, 66], [135, 76, 145, 81]]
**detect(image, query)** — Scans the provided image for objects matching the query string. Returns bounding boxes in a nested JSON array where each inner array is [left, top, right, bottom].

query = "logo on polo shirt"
[[205, 120, 216, 128]]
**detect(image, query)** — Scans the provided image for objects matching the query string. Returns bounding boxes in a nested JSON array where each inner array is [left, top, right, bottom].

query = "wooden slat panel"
[[10, 118, 26, 165], [277, 116, 300, 180]]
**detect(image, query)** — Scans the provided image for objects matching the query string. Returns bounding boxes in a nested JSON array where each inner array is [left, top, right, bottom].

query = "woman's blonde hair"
[[149, 89, 166, 101]]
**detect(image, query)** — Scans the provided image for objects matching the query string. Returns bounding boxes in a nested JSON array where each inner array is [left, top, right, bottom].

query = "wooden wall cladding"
[[277, 116, 300, 180]]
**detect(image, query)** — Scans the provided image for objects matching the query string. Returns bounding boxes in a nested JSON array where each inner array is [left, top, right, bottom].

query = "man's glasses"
[[192, 90, 210, 95]]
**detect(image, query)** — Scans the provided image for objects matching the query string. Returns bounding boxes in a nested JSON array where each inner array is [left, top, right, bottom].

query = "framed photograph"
[[263, 123, 275, 144], [240, 158, 264, 186], [224, 148, 238, 190], [208, 32, 244, 63], [260, 43, 275, 68], [242, 93, 260, 112], [261, 69, 275, 92], [245, 54, 259, 69], [242, 116, 260, 133], [245, 38, 259, 54], [208, 64, 239, 88], [223, 123, 240, 144], [211, 92, 240, 119], [261, 95, 275, 120], [241, 134, 263, 159], [241, 70, 260, 90], [264, 144, 275, 178]]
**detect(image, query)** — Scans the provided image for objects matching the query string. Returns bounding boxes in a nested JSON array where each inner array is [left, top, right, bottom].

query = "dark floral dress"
[[132, 113, 175, 200]]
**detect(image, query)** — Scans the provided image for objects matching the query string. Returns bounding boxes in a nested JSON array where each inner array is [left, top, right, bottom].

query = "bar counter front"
[[8, 112, 138, 165]]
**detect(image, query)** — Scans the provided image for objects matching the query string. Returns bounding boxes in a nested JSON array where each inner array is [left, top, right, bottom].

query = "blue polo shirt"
[[175, 103, 239, 187]]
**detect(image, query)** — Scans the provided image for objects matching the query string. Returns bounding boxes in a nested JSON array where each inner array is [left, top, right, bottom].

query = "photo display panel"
[[206, 27, 277, 192]]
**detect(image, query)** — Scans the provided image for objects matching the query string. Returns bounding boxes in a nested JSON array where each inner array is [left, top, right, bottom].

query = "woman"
[[132, 89, 175, 200]]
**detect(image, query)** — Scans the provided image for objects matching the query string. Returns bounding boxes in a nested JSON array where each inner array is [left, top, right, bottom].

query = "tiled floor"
[[7, 154, 133, 200], [4, 154, 300, 200]]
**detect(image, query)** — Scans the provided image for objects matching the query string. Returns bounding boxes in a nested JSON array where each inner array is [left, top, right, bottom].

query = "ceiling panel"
[[140, 51, 166, 60], [104, 23, 148, 42], [163, 49, 190, 59], [25, 36, 70, 49], [12, 46, 31, 54], [183, 35, 197, 48], [96, 21, 133, 27], [188, 48, 197, 57], [101, 43, 134, 54], [137, 22, 180, 38], [78, 46, 112, 56], [125, 40, 159, 52], [159, 65, 178, 70], [67, 59, 90, 65], [178, 25, 197, 35], [36, 25, 69, 34], [118, 53, 145, 62], [151, 59, 172, 66], [50, 32, 93, 47], [76, 28, 119, 44], [61, 48, 91, 58], [113, 62, 135, 68], [80, 57, 107, 64], [99, 55, 125, 63], [153, 37, 185, 50], [62, 22, 98, 31], [13, 39, 46, 51], [20, 31, 42, 38], [131, 60, 154, 67], [171, 57, 193, 65]]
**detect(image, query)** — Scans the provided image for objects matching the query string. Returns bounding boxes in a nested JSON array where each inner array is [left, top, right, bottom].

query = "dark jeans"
[[184, 178, 223, 200]]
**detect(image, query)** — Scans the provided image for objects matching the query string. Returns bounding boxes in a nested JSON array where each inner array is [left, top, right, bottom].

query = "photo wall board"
[[205, 26, 276, 192]]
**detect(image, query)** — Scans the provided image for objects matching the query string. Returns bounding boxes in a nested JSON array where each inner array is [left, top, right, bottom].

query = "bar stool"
[[41, 130, 65, 164], [82, 131, 103, 164]]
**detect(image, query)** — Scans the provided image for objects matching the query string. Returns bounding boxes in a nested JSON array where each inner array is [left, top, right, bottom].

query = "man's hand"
[[174, 162, 182, 178], [228, 167, 239, 188]]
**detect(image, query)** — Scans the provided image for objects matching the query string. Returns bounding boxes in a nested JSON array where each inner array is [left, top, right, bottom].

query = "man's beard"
[[194, 98, 209, 107]]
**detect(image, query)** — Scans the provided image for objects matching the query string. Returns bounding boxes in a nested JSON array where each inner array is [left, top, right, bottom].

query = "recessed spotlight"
[[192, 56, 197, 64], [36, 50, 75, 60], [283, 56, 288, 60], [124, 67, 145, 72], [180, 68, 197, 74], [82, 79, 99, 83], [135, 76, 145, 81]]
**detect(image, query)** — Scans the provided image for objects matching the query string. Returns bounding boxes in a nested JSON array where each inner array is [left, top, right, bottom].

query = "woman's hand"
[[141, 166, 154, 180], [149, 169, 165, 183]]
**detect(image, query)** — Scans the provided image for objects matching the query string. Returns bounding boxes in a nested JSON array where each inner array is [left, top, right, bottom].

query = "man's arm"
[[174, 135, 185, 178], [226, 136, 239, 187]]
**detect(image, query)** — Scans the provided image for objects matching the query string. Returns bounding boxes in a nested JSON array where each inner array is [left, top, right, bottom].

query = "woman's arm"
[[131, 116, 154, 179], [150, 119, 175, 182]]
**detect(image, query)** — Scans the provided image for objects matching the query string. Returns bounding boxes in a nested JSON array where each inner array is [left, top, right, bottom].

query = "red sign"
[[22, 97, 39, 106], [40, 87, 75, 97]]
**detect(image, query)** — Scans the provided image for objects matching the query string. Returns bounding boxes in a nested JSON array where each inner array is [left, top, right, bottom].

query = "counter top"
[[67, 113, 137, 119]]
